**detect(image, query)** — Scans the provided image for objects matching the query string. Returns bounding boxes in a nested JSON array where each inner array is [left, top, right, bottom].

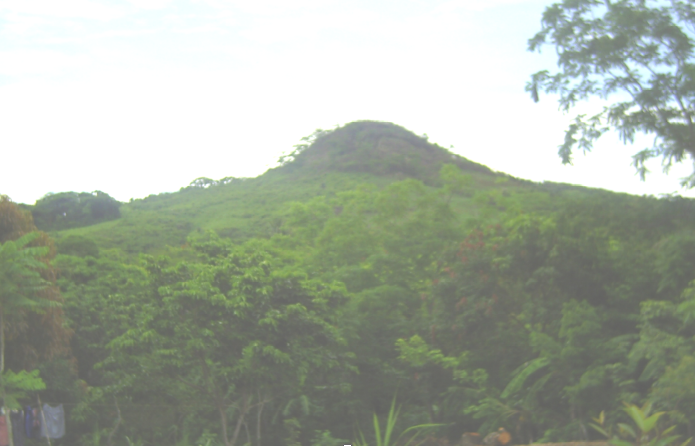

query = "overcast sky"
[[2, 0, 694, 204]]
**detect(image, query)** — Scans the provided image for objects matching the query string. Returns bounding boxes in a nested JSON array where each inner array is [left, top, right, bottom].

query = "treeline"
[[183, 176, 250, 190], [1, 166, 695, 446]]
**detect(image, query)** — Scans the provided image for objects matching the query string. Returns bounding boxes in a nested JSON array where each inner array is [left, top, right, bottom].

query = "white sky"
[[1, 0, 694, 204]]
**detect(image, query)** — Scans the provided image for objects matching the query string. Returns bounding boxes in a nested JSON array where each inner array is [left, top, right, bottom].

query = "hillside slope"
[[45, 121, 693, 254]]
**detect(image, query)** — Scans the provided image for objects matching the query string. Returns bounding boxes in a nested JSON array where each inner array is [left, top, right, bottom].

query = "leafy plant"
[[500, 357, 550, 399], [354, 396, 444, 446], [0, 369, 46, 409], [590, 403, 692, 446]]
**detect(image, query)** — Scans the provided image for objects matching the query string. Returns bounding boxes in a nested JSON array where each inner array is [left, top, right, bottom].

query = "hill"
[[31, 120, 693, 255], [278, 121, 496, 180], [9, 120, 695, 446]]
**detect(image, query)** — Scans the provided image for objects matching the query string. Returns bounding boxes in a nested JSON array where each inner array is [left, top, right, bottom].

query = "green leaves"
[[591, 410, 611, 438], [354, 396, 444, 446], [622, 403, 659, 435], [0, 232, 49, 300], [0, 369, 46, 409], [41, 148, 695, 444], [500, 357, 550, 399], [592, 402, 691, 446], [528, 0, 695, 187], [99, 238, 354, 445], [620, 402, 685, 446], [31, 190, 121, 231], [395, 335, 462, 370], [0, 231, 59, 383]]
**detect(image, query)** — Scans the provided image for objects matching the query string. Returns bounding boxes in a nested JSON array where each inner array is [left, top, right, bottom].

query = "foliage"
[[0, 232, 58, 371], [0, 232, 50, 318], [100, 235, 355, 446], [6, 122, 695, 445], [528, 0, 695, 187], [1, 369, 46, 409], [591, 403, 692, 446], [32, 191, 121, 231], [0, 231, 59, 446], [57, 234, 100, 258], [0, 196, 71, 371], [354, 396, 445, 446], [185, 176, 246, 190], [46, 123, 695, 259], [278, 128, 336, 165], [500, 358, 550, 399], [1, 195, 40, 243]]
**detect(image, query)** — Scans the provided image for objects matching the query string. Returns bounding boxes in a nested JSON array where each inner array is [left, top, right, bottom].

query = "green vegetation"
[[528, 0, 695, 187], [354, 396, 444, 446], [1, 121, 695, 446], [0, 231, 52, 446], [41, 122, 658, 257], [29, 191, 121, 231], [591, 403, 692, 446]]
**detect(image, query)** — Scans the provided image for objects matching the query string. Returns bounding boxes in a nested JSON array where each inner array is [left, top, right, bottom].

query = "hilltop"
[[276, 121, 496, 180]]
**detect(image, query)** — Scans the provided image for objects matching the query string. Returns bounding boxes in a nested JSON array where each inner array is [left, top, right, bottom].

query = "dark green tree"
[[527, 0, 695, 187], [31, 190, 120, 231]]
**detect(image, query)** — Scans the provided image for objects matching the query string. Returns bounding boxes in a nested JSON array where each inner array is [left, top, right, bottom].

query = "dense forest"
[[2, 120, 695, 446]]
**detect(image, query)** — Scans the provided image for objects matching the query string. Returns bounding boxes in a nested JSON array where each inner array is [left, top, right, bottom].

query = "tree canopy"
[[527, 0, 695, 187], [30, 191, 121, 231]]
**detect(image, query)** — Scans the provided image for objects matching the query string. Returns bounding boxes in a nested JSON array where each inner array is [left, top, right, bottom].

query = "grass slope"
[[48, 121, 692, 254]]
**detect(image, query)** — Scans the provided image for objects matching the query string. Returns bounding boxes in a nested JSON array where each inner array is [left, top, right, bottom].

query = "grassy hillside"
[[44, 121, 691, 254], [52, 171, 392, 253]]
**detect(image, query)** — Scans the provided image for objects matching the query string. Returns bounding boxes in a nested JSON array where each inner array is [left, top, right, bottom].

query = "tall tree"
[[0, 233, 52, 374], [0, 232, 55, 446], [0, 196, 70, 369], [527, 0, 695, 187]]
